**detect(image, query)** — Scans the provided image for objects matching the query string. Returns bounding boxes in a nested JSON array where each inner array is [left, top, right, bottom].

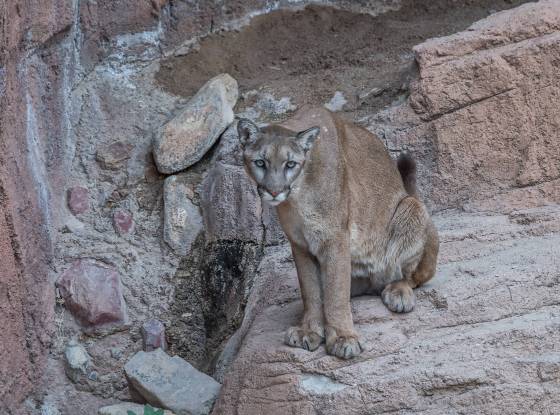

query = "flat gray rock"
[[154, 73, 238, 174], [124, 349, 221, 415]]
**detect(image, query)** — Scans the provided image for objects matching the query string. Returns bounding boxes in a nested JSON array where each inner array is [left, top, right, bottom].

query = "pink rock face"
[[56, 260, 128, 331], [67, 186, 89, 215], [113, 210, 134, 235], [141, 319, 167, 352], [405, 0, 560, 211]]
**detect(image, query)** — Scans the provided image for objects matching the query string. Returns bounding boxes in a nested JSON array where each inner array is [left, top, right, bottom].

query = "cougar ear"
[[295, 126, 320, 152], [237, 118, 259, 148]]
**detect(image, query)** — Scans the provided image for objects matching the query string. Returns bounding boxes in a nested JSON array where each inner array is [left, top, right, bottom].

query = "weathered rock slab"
[[56, 259, 128, 332], [124, 349, 221, 415], [163, 174, 203, 255], [154, 73, 238, 174]]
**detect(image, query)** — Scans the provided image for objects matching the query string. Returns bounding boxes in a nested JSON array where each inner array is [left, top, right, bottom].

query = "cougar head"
[[237, 118, 320, 206]]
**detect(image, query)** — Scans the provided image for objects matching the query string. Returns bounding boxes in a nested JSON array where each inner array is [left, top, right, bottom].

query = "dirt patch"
[[156, 0, 528, 119]]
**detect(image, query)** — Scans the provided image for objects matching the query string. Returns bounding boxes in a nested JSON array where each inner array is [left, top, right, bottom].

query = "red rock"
[[141, 319, 167, 352], [56, 260, 128, 331], [67, 186, 89, 215], [113, 210, 134, 235]]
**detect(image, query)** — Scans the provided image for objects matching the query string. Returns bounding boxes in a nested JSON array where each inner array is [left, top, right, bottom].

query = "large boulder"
[[124, 349, 221, 415], [401, 0, 560, 211], [153, 74, 238, 174], [56, 259, 129, 332]]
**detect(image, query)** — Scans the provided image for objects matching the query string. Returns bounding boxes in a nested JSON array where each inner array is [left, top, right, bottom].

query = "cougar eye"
[[286, 161, 296, 169], [254, 159, 266, 168]]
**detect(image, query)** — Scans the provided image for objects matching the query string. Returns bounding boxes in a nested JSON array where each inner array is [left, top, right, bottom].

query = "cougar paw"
[[381, 281, 416, 313], [284, 326, 324, 351], [325, 327, 362, 359]]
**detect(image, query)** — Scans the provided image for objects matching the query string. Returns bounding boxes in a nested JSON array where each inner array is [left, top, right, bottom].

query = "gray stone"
[[199, 163, 262, 243], [141, 319, 167, 352], [124, 349, 221, 415], [98, 403, 175, 415], [56, 259, 129, 332], [64, 340, 91, 383], [163, 175, 203, 255], [110, 347, 123, 359], [154, 74, 238, 173]]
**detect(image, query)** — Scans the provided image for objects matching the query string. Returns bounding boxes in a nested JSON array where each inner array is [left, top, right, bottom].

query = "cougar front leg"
[[285, 243, 325, 351], [320, 240, 362, 359]]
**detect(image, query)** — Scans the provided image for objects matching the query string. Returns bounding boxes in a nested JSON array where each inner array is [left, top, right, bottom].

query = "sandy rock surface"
[[214, 206, 560, 414]]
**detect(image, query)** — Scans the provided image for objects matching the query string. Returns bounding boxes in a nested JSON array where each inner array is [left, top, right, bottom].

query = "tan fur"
[[238, 107, 439, 359]]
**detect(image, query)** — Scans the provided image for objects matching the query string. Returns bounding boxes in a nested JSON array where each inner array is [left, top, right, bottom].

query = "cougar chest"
[[277, 204, 326, 257]]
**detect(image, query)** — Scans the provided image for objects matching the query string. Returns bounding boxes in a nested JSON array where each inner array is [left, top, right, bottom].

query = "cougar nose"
[[269, 190, 279, 197]]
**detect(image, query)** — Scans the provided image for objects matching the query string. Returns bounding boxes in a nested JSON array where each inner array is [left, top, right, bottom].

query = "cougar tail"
[[397, 152, 418, 198]]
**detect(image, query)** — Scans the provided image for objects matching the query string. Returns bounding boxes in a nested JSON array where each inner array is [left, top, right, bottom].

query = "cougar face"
[[238, 119, 320, 206]]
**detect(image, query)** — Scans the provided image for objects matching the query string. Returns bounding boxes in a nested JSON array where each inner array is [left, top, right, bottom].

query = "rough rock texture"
[[67, 186, 90, 215], [97, 142, 134, 171], [214, 206, 560, 414], [113, 210, 135, 235], [153, 74, 239, 174], [124, 349, 221, 415], [56, 259, 129, 332], [64, 340, 92, 383], [163, 175, 203, 255], [98, 403, 175, 415], [141, 319, 168, 352]]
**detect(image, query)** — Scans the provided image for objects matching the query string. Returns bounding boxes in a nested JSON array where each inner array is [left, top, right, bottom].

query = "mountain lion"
[[237, 107, 439, 359]]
